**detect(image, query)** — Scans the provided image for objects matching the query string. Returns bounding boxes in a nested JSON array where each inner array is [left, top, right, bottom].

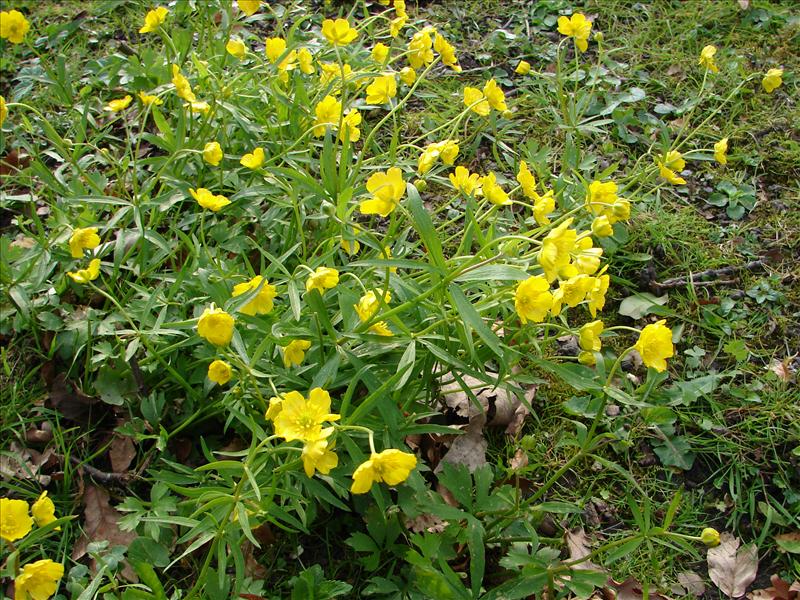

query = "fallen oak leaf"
[[564, 527, 605, 573], [746, 574, 800, 600], [676, 570, 706, 597], [611, 576, 671, 600], [707, 532, 758, 598], [108, 434, 136, 473]]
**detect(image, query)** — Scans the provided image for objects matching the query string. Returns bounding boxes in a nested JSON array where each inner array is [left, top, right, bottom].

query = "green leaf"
[[407, 183, 446, 273], [652, 431, 695, 470], [449, 284, 503, 358], [618, 292, 669, 319]]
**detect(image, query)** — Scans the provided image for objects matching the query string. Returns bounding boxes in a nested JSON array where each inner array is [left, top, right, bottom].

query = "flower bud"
[[501, 239, 519, 257], [321, 200, 336, 216], [591, 215, 613, 237], [501, 110, 514, 119], [700, 527, 720, 547], [578, 351, 596, 366], [413, 179, 427, 191], [593, 31, 604, 43]]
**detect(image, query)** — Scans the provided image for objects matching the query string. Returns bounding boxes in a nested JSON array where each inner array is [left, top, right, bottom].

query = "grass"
[[1, 0, 799, 597]]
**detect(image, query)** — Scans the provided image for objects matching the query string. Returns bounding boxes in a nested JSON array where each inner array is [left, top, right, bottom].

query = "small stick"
[[650, 259, 765, 291], [68, 456, 130, 485]]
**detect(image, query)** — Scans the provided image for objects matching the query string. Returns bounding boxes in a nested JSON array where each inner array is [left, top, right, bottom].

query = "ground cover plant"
[[1, 0, 798, 598]]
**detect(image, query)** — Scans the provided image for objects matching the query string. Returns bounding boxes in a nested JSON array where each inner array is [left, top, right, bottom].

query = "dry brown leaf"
[[509, 448, 528, 471], [611, 577, 671, 600], [676, 571, 706, 597], [73, 485, 137, 580], [405, 513, 447, 534], [436, 425, 487, 473], [0, 443, 56, 485], [768, 358, 795, 382], [707, 533, 758, 598], [746, 574, 800, 600], [108, 435, 136, 473], [564, 527, 605, 573], [738, 0, 750, 8]]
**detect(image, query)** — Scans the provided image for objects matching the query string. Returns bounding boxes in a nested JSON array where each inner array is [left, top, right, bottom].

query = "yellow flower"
[[634, 320, 674, 373], [265, 394, 286, 421], [189, 187, 230, 212], [533, 190, 555, 226], [186, 100, 210, 114], [714, 137, 728, 166], [0, 95, 7, 126], [240, 147, 265, 169], [586, 270, 609, 318], [105, 95, 132, 112], [515, 60, 531, 75], [586, 180, 619, 216], [14, 559, 64, 600], [237, 0, 260, 16], [657, 150, 687, 185], [539, 219, 577, 282], [408, 28, 434, 69], [1, 498, 32, 541], [355, 291, 393, 335], [399, 66, 416, 85], [69, 227, 100, 258], [381, 246, 398, 274], [319, 62, 352, 88], [389, 15, 407, 38], [67, 258, 102, 284], [207, 360, 232, 385], [226, 37, 246, 59], [273, 388, 340, 442], [464, 86, 490, 116], [449, 166, 481, 195], [557, 13, 592, 52], [351, 449, 417, 494], [480, 172, 510, 206], [340, 234, 361, 256], [591, 215, 613, 237], [517, 161, 537, 199], [172, 64, 196, 103], [0, 9, 30, 44], [137, 91, 163, 106], [762, 68, 783, 93], [197, 305, 235, 346], [483, 79, 507, 111], [573, 237, 603, 275], [313, 95, 342, 137], [698, 45, 719, 73], [265, 37, 288, 64], [139, 6, 168, 34], [579, 320, 604, 352], [366, 75, 397, 105], [341, 108, 361, 143], [372, 43, 389, 63], [701, 527, 721, 548], [361, 167, 405, 216], [232, 275, 277, 316], [394, 0, 407, 17], [418, 140, 458, 174], [297, 48, 314, 74], [551, 273, 593, 315], [321, 18, 358, 46], [203, 141, 223, 166], [514, 275, 553, 324], [306, 267, 339, 295], [31, 492, 57, 528], [283, 340, 311, 368], [434, 33, 460, 71], [302, 437, 338, 477]]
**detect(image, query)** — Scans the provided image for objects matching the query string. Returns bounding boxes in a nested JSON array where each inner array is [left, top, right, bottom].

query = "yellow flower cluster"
[[1, 495, 64, 599]]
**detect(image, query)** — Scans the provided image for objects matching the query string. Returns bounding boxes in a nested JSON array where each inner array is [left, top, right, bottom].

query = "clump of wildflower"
[[539, 219, 577, 282], [407, 27, 435, 69], [172, 64, 196, 103], [351, 449, 417, 494], [417, 140, 458, 174], [463, 79, 506, 116]]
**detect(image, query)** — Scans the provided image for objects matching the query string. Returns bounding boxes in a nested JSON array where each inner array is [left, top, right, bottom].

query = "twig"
[[68, 455, 131, 485], [650, 259, 766, 291]]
